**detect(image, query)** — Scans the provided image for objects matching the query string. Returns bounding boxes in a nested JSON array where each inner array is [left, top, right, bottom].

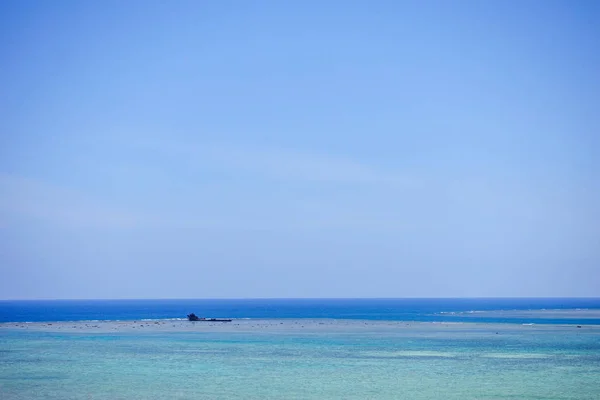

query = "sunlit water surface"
[[1, 321, 599, 399]]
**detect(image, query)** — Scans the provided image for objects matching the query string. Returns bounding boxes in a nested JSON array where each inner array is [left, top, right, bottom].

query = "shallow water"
[[1, 320, 599, 399]]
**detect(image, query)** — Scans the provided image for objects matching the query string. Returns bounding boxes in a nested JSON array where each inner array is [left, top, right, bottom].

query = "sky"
[[0, 0, 599, 299]]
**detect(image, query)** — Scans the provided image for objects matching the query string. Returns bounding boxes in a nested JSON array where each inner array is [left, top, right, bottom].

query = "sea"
[[1, 298, 599, 399]]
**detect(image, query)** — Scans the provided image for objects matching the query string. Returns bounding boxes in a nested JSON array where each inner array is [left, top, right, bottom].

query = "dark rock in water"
[[187, 313, 202, 321], [187, 313, 232, 322], [577, 325, 582, 328]]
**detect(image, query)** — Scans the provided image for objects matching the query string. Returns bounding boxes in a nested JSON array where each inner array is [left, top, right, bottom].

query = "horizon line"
[[2, 296, 600, 302]]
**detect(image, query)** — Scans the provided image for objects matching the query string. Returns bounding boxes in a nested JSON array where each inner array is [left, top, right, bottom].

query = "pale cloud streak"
[[7, 141, 570, 233], [0, 172, 393, 231], [0, 170, 421, 232], [133, 139, 411, 185], [0, 173, 145, 229]]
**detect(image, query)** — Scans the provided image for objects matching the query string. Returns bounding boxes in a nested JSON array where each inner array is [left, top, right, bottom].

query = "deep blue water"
[[1, 298, 599, 324]]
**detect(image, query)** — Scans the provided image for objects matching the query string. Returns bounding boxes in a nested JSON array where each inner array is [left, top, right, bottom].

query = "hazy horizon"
[[3, 296, 600, 302], [1, 1, 599, 300]]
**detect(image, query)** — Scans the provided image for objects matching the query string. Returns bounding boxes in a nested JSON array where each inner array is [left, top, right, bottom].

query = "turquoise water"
[[1, 321, 599, 399]]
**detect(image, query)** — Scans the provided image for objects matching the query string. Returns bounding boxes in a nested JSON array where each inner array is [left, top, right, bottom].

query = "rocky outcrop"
[[187, 313, 232, 322], [187, 313, 201, 321]]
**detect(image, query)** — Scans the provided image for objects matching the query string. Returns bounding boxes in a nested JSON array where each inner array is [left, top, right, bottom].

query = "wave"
[[140, 318, 187, 321]]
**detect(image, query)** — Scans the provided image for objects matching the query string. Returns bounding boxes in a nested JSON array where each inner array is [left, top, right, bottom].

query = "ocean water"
[[2, 298, 600, 324], [1, 299, 600, 399]]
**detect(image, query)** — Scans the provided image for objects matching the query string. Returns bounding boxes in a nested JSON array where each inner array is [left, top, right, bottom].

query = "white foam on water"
[[362, 350, 457, 358], [481, 353, 550, 359]]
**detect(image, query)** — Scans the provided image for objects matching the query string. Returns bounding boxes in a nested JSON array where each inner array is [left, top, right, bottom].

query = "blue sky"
[[1, 1, 598, 299]]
